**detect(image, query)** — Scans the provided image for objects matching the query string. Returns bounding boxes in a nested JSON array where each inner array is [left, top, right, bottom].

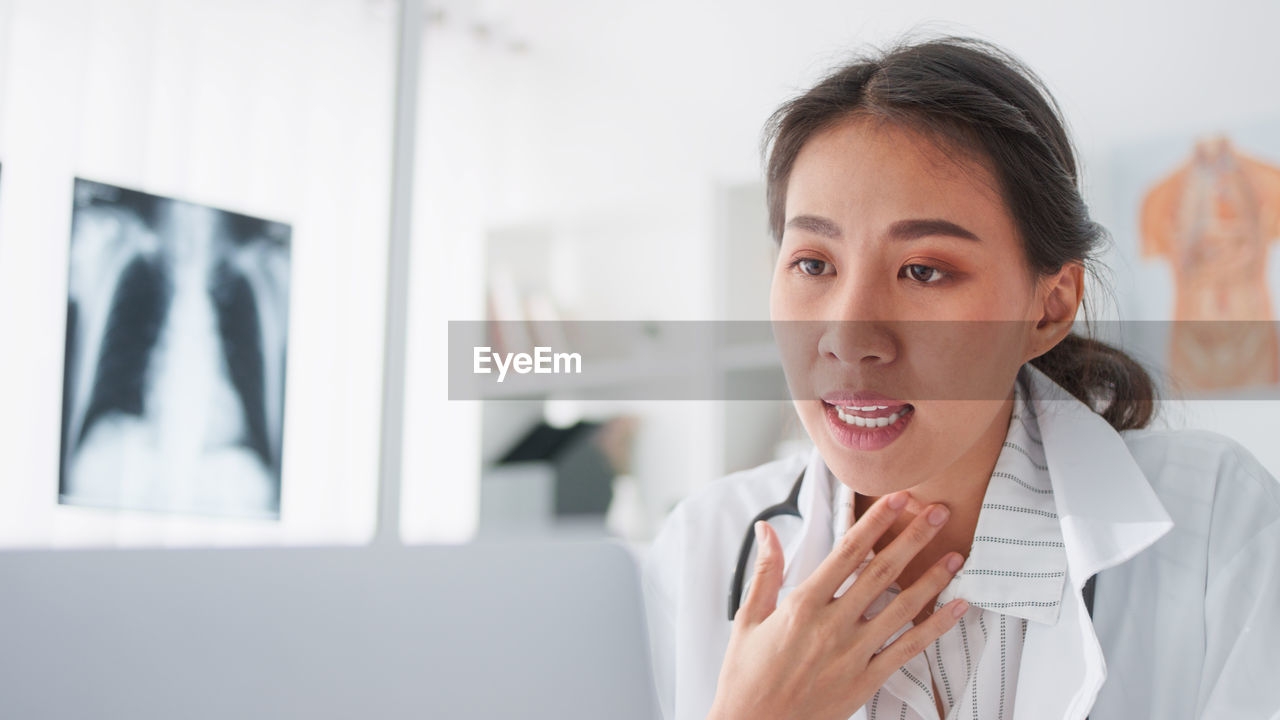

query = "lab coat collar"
[[1022, 361, 1174, 585], [1013, 362, 1174, 719]]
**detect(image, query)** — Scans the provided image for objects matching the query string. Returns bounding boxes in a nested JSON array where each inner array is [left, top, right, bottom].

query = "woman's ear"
[[1027, 262, 1084, 360]]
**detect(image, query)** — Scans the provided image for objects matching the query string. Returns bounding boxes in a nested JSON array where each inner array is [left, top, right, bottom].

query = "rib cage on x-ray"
[[60, 180, 291, 518]]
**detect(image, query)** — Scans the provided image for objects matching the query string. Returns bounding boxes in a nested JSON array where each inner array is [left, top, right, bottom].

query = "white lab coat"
[[641, 363, 1280, 720]]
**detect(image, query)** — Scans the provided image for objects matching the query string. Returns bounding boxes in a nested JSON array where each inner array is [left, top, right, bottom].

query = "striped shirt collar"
[[779, 363, 1173, 609], [932, 367, 1068, 626]]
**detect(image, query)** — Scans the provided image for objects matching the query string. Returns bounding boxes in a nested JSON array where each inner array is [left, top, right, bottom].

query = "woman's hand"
[[708, 492, 968, 720]]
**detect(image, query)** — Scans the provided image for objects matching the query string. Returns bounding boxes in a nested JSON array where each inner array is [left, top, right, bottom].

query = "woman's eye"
[[903, 263, 947, 284], [793, 258, 831, 276]]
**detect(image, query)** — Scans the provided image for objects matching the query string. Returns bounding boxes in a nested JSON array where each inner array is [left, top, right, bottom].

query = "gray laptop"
[[0, 538, 660, 719]]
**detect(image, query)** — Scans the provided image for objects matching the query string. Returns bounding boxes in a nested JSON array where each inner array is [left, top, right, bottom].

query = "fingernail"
[[951, 600, 969, 618], [946, 554, 964, 573], [888, 492, 908, 510], [754, 520, 764, 546], [927, 505, 950, 526]]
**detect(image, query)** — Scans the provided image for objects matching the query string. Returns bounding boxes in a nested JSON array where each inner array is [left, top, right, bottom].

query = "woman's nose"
[[814, 274, 899, 365]]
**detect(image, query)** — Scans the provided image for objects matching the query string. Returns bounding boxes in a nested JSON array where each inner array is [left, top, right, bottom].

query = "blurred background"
[[1, 0, 1279, 553]]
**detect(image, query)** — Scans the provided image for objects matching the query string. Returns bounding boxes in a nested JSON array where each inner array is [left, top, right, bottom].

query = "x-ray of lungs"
[[60, 179, 291, 519]]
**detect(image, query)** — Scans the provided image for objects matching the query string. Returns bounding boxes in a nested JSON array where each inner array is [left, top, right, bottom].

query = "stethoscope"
[[727, 465, 1098, 623], [728, 467, 807, 621]]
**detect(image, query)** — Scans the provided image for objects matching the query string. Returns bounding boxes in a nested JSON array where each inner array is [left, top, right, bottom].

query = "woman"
[[641, 36, 1280, 720]]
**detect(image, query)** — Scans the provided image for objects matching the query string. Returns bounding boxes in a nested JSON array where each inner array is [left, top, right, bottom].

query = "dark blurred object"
[[498, 420, 613, 517]]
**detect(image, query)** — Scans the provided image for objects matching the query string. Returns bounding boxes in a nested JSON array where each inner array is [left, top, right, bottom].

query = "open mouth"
[[821, 400, 915, 451], [822, 401, 915, 428]]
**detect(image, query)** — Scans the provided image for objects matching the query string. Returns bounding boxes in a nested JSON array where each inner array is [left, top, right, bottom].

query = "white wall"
[[0, 0, 396, 547], [399, 15, 496, 543]]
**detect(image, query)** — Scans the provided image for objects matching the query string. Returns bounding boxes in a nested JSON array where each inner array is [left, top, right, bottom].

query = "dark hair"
[[761, 35, 1156, 431]]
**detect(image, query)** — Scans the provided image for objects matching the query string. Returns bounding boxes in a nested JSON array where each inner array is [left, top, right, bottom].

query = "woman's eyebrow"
[[785, 215, 982, 242], [887, 218, 982, 242], [785, 214, 843, 238]]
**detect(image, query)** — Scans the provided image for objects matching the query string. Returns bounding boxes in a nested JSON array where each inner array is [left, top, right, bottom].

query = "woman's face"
[[770, 116, 1068, 497]]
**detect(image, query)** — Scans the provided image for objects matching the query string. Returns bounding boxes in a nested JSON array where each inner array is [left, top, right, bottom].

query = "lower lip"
[[823, 402, 914, 451]]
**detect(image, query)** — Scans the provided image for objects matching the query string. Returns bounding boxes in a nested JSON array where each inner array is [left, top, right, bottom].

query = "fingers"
[[797, 492, 909, 606], [735, 520, 785, 626], [836, 503, 951, 616], [866, 597, 969, 680], [857, 551, 964, 648]]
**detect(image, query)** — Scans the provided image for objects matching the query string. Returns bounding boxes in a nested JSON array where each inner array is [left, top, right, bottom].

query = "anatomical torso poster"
[[1105, 122, 1280, 395]]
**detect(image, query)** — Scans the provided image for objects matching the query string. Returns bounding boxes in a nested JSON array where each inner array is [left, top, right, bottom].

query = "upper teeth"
[[835, 405, 908, 428]]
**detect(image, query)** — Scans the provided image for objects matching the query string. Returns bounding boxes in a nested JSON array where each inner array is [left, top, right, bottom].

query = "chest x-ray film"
[[59, 179, 291, 519]]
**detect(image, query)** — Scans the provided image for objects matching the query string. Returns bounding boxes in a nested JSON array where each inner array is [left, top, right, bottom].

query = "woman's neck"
[[852, 390, 1017, 575]]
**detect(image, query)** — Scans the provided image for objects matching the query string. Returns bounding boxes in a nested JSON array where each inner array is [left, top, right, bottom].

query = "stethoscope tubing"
[[727, 467, 807, 621]]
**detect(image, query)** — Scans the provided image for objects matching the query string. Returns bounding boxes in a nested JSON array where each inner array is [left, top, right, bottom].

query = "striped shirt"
[[831, 370, 1067, 720]]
